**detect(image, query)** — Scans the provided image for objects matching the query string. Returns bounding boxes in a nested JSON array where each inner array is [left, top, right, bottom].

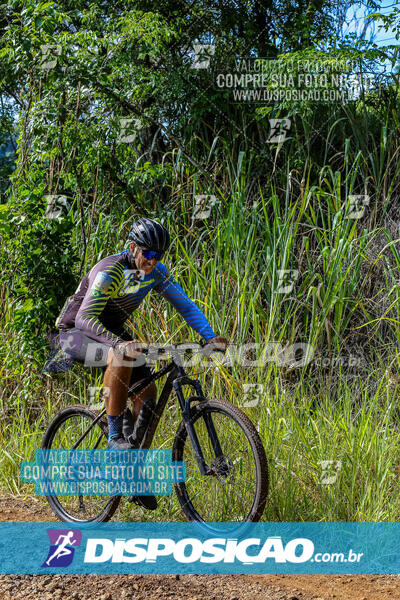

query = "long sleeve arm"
[[154, 266, 216, 340], [75, 264, 124, 346]]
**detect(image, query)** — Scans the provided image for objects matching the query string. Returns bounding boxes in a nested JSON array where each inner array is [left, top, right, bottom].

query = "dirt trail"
[[0, 496, 399, 600]]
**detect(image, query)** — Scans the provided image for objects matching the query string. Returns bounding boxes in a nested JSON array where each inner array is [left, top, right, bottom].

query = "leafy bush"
[[0, 183, 78, 359]]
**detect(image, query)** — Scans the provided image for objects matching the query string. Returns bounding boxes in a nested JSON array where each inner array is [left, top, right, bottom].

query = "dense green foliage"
[[1, 0, 400, 521]]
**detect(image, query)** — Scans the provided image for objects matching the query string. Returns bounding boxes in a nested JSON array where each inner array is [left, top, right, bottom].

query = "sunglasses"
[[138, 247, 164, 261]]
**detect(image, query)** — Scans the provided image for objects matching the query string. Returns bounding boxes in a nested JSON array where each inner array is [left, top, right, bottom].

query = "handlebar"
[[134, 341, 227, 356]]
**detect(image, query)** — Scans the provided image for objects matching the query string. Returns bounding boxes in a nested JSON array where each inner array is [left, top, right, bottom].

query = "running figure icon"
[[45, 531, 78, 566]]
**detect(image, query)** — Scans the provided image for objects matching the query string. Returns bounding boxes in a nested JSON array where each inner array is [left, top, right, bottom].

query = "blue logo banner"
[[1, 522, 400, 574]]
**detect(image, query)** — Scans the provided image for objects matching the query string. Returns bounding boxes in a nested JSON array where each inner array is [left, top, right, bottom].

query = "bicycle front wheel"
[[41, 405, 121, 523], [173, 399, 268, 523]]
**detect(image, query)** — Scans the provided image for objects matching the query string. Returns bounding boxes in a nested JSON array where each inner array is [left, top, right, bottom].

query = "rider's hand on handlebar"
[[114, 339, 144, 358], [203, 336, 228, 355]]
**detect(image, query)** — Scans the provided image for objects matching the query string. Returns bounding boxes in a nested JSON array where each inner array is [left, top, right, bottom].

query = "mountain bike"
[[41, 341, 268, 525]]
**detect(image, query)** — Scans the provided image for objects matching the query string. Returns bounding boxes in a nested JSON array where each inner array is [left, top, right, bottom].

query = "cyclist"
[[46, 217, 227, 509]]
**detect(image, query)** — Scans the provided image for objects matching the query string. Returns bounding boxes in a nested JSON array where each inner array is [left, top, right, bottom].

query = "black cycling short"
[[56, 327, 152, 386]]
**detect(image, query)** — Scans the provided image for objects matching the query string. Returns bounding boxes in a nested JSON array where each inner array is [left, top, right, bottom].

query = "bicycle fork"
[[173, 375, 223, 476]]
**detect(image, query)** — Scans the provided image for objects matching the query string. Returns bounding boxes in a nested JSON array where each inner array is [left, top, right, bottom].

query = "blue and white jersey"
[[57, 249, 216, 345]]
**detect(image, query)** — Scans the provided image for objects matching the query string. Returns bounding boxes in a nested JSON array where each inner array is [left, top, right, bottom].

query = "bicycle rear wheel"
[[173, 399, 268, 524], [41, 405, 121, 522]]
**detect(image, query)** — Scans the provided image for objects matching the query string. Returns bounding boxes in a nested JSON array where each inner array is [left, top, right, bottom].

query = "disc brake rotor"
[[209, 455, 235, 484]]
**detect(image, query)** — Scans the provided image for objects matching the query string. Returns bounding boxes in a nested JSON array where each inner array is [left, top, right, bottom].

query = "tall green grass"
[[2, 103, 400, 521]]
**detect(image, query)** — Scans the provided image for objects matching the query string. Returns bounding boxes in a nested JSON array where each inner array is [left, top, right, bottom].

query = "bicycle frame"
[[76, 345, 225, 477]]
